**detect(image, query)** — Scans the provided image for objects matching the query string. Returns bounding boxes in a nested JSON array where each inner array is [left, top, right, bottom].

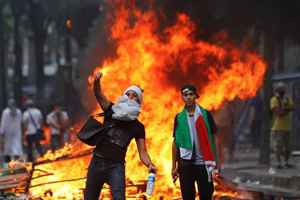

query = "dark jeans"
[[26, 134, 43, 162], [178, 164, 214, 200], [84, 155, 125, 200], [51, 135, 61, 152]]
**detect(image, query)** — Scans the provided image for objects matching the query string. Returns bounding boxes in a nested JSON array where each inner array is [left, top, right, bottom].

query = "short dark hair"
[[51, 101, 61, 109], [181, 84, 199, 98]]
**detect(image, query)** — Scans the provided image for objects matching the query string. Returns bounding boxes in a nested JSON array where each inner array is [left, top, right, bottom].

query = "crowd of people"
[[0, 99, 70, 164]]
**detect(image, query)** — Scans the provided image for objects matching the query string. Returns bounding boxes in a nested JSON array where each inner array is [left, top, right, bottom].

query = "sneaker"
[[277, 164, 284, 169], [284, 163, 293, 168]]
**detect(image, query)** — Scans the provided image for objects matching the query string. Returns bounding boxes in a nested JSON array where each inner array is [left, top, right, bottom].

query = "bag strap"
[[93, 113, 106, 117], [93, 108, 113, 118], [27, 110, 39, 129]]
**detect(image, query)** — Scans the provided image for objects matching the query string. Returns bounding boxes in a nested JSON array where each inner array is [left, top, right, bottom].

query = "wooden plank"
[[0, 173, 28, 182], [0, 182, 26, 190], [0, 167, 27, 173], [30, 177, 86, 188], [35, 151, 92, 165], [0, 180, 27, 186]]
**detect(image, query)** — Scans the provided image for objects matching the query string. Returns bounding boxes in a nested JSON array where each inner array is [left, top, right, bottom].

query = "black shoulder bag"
[[27, 111, 45, 141], [76, 110, 115, 146]]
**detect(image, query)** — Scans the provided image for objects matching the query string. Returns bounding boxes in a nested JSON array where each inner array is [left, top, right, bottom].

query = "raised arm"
[[93, 72, 110, 111]]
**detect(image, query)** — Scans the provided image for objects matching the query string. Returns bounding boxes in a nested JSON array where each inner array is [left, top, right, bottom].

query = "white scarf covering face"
[[112, 95, 141, 121]]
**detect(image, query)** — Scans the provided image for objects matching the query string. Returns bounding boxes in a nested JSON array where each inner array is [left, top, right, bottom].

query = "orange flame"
[[87, 1, 266, 199], [27, 1, 266, 199], [39, 126, 51, 145]]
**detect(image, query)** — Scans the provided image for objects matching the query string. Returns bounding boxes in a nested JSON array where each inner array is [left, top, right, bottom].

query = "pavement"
[[221, 144, 300, 198]]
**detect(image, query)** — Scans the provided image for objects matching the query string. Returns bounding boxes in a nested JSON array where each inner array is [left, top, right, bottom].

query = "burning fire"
[[87, 1, 266, 198], [25, 0, 266, 199]]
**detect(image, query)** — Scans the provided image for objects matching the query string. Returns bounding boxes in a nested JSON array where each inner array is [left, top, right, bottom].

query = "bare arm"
[[273, 97, 295, 116], [282, 104, 295, 112], [93, 72, 110, 111], [274, 105, 294, 116], [23, 120, 28, 132], [57, 112, 70, 128], [212, 132, 221, 173], [136, 138, 157, 173], [171, 139, 178, 179], [22, 120, 28, 146], [49, 120, 61, 130]]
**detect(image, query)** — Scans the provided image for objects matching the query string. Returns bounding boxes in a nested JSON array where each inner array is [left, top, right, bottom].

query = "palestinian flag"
[[175, 104, 219, 173]]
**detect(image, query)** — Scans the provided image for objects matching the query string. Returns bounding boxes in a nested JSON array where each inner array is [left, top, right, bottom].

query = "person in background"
[[270, 82, 294, 169], [0, 99, 23, 164], [84, 72, 156, 200], [23, 99, 44, 162], [46, 102, 70, 152], [171, 84, 221, 200]]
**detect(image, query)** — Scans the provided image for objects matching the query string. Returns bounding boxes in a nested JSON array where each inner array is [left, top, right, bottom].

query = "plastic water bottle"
[[146, 169, 155, 195]]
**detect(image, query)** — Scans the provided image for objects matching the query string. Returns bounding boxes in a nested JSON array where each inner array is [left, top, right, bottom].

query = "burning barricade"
[[0, 0, 267, 199]]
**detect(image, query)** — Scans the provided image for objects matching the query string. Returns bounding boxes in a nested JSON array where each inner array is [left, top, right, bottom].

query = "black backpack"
[[77, 110, 114, 146]]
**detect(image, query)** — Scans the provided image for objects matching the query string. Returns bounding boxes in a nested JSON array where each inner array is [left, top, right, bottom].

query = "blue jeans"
[[84, 155, 125, 200]]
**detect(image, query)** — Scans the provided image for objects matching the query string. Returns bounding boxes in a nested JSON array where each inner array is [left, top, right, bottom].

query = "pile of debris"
[[0, 166, 28, 199]]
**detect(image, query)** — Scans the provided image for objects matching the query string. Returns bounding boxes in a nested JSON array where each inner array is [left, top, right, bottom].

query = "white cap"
[[274, 81, 285, 91]]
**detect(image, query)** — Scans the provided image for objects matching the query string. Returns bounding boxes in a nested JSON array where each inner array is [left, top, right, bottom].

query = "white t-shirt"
[[23, 108, 43, 135], [46, 111, 69, 135]]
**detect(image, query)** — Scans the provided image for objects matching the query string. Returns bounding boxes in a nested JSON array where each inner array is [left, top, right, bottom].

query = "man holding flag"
[[171, 84, 221, 200]]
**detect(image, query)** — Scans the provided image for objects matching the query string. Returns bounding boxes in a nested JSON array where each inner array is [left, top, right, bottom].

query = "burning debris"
[[0, 166, 28, 191], [84, 0, 266, 198], [0, 163, 30, 199], [1, 0, 267, 199]]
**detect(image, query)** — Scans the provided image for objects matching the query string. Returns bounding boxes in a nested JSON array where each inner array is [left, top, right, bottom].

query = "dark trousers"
[[84, 155, 126, 200], [4, 155, 20, 163], [26, 134, 43, 162], [178, 164, 214, 200], [51, 135, 61, 152]]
